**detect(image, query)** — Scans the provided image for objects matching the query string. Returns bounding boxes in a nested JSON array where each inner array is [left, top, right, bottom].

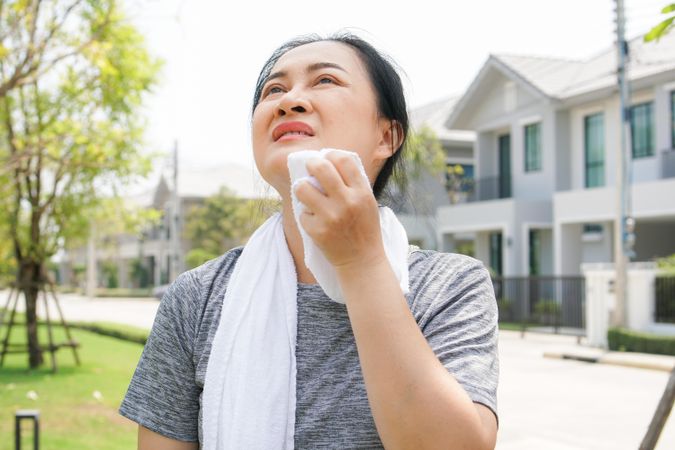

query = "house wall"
[[631, 88, 660, 183], [581, 222, 614, 264], [570, 98, 613, 190], [540, 228, 554, 275], [555, 222, 583, 275], [657, 81, 675, 152], [554, 111, 571, 191], [471, 80, 556, 200]]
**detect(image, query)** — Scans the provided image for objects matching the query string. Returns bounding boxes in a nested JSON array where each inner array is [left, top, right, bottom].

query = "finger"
[[325, 151, 370, 189], [294, 179, 331, 216], [305, 157, 346, 197]]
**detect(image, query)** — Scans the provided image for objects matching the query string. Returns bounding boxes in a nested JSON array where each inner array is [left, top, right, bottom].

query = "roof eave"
[[444, 55, 553, 130]]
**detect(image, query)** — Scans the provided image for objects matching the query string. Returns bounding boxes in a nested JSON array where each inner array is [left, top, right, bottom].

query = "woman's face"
[[252, 41, 394, 196]]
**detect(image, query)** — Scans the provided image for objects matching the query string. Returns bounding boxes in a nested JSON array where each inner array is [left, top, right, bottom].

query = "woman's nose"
[[275, 88, 312, 118]]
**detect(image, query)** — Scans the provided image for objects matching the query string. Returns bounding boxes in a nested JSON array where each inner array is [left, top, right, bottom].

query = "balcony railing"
[[456, 175, 512, 202], [662, 149, 675, 179]]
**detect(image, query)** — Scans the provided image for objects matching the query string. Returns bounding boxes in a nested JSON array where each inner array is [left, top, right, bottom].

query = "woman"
[[120, 32, 499, 450]]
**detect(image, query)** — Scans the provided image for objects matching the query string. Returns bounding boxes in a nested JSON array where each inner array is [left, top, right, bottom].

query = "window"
[[583, 224, 603, 234], [584, 113, 605, 188], [630, 102, 654, 158], [524, 123, 542, 172]]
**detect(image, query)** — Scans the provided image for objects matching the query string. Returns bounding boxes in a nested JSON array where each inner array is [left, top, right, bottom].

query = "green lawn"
[[0, 323, 144, 449]]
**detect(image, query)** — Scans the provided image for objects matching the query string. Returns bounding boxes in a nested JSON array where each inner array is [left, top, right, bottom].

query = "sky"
[[122, 0, 667, 190]]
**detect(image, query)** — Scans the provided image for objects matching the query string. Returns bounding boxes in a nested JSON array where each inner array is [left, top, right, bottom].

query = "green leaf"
[[644, 16, 675, 42], [662, 4, 675, 14]]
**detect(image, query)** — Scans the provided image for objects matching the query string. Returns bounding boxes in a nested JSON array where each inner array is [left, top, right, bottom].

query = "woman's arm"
[[295, 153, 498, 449], [138, 426, 199, 450], [336, 258, 497, 450]]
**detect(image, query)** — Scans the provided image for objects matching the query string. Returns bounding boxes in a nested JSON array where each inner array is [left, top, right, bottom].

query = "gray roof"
[[446, 32, 675, 129], [166, 163, 272, 200], [410, 96, 475, 144], [493, 32, 675, 100]]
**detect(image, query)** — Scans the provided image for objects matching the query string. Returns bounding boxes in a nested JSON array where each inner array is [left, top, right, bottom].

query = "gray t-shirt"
[[119, 247, 499, 448]]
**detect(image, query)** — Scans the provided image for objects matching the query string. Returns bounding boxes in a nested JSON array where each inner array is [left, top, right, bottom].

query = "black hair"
[[251, 32, 409, 200]]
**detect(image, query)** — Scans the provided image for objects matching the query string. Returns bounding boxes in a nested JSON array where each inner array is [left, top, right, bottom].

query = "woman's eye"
[[264, 86, 284, 97], [317, 77, 334, 85]]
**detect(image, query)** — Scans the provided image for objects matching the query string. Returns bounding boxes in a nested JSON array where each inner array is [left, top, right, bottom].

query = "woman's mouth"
[[273, 121, 315, 142], [277, 131, 313, 142]]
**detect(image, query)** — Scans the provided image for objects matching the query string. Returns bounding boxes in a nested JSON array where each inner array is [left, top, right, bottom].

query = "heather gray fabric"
[[119, 246, 499, 448]]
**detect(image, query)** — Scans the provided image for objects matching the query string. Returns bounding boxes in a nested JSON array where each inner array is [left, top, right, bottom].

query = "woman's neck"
[[281, 197, 317, 284]]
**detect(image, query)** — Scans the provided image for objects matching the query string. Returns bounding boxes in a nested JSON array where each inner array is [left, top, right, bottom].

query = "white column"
[[583, 265, 615, 348]]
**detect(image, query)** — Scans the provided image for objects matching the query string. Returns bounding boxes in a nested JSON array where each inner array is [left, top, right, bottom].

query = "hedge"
[[607, 327, 675, 356]]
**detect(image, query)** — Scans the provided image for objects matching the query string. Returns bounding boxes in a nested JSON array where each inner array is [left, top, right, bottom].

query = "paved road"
[[497, 331, 674, 449], [2, 290, 673, 449], [1, 290, 159, 329]]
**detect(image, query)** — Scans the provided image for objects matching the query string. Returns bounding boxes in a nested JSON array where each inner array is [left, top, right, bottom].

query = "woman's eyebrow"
[[265, 62, 347, 84]]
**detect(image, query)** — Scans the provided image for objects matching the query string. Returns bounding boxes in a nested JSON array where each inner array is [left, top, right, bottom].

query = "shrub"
[[607, 327, 675, 356]]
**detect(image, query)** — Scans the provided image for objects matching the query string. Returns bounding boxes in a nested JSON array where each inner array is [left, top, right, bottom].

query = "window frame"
[[524, 122, 542, 172], [630, 101, 655, 159], [584, 112, 605, 188]]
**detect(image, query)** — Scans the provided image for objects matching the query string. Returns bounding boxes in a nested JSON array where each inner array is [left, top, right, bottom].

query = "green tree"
[[403, 124, 446, 179], [645, 4, 675, 42], [184, 189, 279, 269], [0, 0, 161, 368]]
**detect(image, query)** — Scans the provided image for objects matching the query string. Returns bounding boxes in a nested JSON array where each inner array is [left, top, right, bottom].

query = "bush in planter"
[[533, 300, 561, 324], [608, 328, 675, 356]]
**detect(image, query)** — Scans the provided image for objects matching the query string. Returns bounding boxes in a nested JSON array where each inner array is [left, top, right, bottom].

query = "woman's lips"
[[272, 121, 315, 141], [276, 131, 313, 142]]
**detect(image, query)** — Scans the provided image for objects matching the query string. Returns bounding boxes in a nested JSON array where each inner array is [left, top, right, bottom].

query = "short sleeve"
[[410, 252, 499, 421], [119, 270, 202, 441]]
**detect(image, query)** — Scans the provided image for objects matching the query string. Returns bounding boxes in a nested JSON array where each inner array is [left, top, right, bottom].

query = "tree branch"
[[0, 0, 86, 97], [3, 93, 24, 262]]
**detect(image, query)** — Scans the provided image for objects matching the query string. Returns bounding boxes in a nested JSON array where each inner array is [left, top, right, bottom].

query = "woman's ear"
[[375, 119, 404, 160]]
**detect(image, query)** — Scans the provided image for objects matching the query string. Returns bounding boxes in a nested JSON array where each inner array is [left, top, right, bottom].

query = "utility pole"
[[613, 0, 635, 328], [169, 140, 181, 282]]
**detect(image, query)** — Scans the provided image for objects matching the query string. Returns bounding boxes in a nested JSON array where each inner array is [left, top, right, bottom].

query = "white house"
[[396, 96, 475, 249], [439, 33, 675, 278], [64, 163, 269, 289]]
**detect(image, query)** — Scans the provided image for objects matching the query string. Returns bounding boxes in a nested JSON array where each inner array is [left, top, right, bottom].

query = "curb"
[[543, 349, 675, 372]]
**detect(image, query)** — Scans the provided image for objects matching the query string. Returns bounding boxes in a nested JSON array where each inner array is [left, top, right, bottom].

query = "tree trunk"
[[19, 260, 44, 368]]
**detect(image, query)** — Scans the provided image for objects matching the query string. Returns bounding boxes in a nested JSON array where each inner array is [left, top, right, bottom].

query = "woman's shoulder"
[[406, 248, 496, 316], [408, 247, 490, 282], [159, 247, 244, 310], [187, 246, 244, 284]]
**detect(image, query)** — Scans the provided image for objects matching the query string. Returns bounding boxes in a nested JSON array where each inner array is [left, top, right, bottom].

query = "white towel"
[[288, 149, 410, 303], [202, 149, 409, 449], [202, 213, 297, 450]]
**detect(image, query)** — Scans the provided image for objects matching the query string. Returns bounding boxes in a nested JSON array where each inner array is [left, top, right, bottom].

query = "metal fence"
[[492, 276, 585, 334], [655, 275, 675, 324]]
